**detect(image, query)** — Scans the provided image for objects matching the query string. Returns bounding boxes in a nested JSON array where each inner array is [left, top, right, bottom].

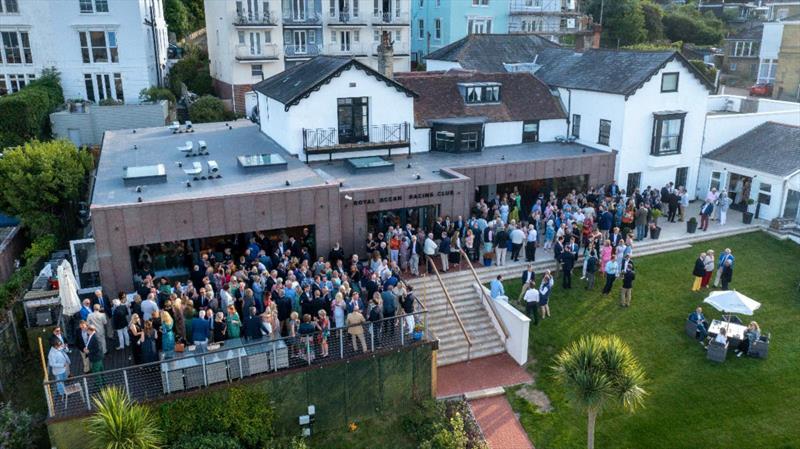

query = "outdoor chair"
[[706, 340, 728, 363], [684, 319, 699, 339], [62, 382, 84, 409], [749, 333, 770, 359]]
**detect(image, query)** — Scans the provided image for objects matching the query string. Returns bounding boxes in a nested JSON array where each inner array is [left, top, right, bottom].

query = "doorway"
[[727, 172, 752, 212], [784, 189, 800, 223], [367, 205, 440, 235], [337, 97, 369, 143]]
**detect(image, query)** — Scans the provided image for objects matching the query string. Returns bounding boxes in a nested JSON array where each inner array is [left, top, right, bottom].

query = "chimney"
[[377, 31, 394, 79], [592, 24, 602, 49]]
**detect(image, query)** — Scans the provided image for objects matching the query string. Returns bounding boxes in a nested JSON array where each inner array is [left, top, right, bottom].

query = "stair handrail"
[[459, 248, 510, 340], [425, 255, 473, 361]]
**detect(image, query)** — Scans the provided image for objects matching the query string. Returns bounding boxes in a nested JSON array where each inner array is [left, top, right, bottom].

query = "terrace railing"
[[42, 303, 428, 419]]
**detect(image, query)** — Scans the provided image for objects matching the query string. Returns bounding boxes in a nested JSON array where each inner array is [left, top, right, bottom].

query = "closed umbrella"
[[58, 260, 81, 316]]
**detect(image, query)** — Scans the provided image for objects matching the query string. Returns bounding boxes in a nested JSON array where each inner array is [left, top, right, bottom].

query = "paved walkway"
[[470, 395, 535, 449], [437, 353, 532, 398]]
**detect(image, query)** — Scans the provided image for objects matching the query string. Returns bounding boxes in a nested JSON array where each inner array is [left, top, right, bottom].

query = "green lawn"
[[503, 232, 800, 449]]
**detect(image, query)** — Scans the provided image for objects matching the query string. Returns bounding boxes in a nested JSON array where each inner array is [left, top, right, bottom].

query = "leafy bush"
[[189, 95, 232, 123], [0, 68, 63, 148], [168, 47, 213, 98], [0, 234, 57, 310], [156, 386, 276, 448], [171, 433, 242, 449], [98, 98, 124, 106], [663, 8, 724, 45], [420, 412, 470, 449], [0, 402, 34, 449], [690, 59, 717, 82], [0, 139, 93, 238], [139, 87, 177, 106], [87, 387, 163, 449]]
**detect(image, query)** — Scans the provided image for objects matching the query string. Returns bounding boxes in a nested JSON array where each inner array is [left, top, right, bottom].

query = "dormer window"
[[460, 82, 501, 104]]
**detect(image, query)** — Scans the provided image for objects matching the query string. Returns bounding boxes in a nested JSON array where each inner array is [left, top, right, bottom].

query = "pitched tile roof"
[[425, 34, 560, 72], [253, 56, 416, 109], [393, 70, 566, 128], [703, 122, 800, 177], [533, 48, 715, 96]]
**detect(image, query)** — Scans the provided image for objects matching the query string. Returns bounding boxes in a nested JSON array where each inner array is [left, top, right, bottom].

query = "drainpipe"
[[565, 88, 572, 136]]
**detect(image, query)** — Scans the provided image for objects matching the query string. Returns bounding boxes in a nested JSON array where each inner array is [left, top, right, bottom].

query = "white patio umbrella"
[[703, 290, 762, 316], [57, 260, 81, 316]]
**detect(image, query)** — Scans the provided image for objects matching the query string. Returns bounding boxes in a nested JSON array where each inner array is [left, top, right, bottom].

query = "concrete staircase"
[[409, 224, 763, 367]]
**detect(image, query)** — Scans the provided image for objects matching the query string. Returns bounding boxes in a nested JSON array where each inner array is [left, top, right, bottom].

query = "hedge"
[[0, 234, 56, 311], [0, 72, 64, 149]]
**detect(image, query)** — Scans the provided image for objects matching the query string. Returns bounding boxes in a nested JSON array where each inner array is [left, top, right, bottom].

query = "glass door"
[[340, 31, 351, 51], [337, 97, 369, 144], [293, 0, 305, 20], [784, 190, 800, 222], [249, 32, 261, 55], [293, 30, 307, 54]]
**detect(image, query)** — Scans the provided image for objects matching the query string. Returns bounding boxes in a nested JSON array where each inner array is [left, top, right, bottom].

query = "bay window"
[[650, 112, 686, 156]]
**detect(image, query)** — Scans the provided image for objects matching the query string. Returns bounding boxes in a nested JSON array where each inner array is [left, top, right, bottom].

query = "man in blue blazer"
[[688, 306, 709, 342]]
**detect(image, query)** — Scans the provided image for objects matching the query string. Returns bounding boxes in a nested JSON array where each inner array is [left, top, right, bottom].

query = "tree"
[[164, 0, 189, 40], [0, 139, 93, 238], [189, 95, 231, 123], [585, 0, 647, 47], [0, 402, 34, 449], [641, 1, 665, 42], [87, 387, 163, 449], [138, 86, 176, 106], [553, 335, 647, 449], [168, 47, 213, 98], [663, 6, 724, 45]]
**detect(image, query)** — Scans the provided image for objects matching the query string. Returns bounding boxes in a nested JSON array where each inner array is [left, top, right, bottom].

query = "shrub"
[[168, 48, 213, 98], [156, 386, 276, 448], [171, 433, 242, 449], [690, 59, 717, 82], [189, 95, 231, 123], [0, 402, 34, 449], [98, 98, 124, 106], [420, 412, 470, 449], [139, 87, 177, 106], [87, 387, 162, 449], [0, 68, 63, 148], [0, 234, 57, 310]]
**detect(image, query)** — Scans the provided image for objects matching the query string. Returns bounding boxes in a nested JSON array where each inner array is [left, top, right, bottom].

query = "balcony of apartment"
[[303, 123, 411, 159], [326, 9, 369, 26], [370, 41, 410, 55], [509, 0, 582, 16], [283, 43, 322, 59], [235, 44, 280, 62], [233, 10, 279, 27], [323, 42, 370, 56], [371, 9, 410, 25], [282, 11, 322, 27]]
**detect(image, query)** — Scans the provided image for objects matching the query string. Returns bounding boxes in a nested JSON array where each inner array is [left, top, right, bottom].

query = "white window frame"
[[80, 0, 109, 13], [84, 72, 123, 102], [0, 0, 21, 14], [434, 18, 441, 39], [1, 30, 32, 64], [467, 17, 492, 34], [79, 30, 118, 64], [418, 19, 424, 39], [471, 0, 489, 6]]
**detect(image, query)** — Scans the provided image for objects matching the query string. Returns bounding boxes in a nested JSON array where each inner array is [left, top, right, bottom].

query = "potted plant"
[[742, 198, 755, 224], [68, 99, 88, 113], [482, 251, 494, 267], [649, 222, 661, 240], [413, 322, 425, 341], [686, 216, 698, 233], [650, 208, 663, 226]]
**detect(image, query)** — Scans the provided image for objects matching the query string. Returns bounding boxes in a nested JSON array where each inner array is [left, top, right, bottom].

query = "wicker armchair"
[[685, 319, 699, 339], [706, 340, 728, 363], [749, 333, 770, 359]]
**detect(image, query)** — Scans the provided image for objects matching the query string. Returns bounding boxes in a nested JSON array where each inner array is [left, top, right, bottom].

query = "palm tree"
[[87, 386, 163, 449], [553, 335, 647, 449]]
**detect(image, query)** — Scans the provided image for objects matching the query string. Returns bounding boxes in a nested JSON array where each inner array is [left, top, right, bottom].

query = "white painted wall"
[[425, 59, 463, 71], [539, 118, 566, 142], [757, 98, 800, 113], [477, 284, 529, 366], [620, 59, 709, 196], [761, 22, 785, 60], [702, 109, 800, 154], [707, 95, 744, 112], [257, 66, 414, 156], [698, 158, 791, 220], [0, 0, 167, 103], [485, 121, 523, 147]]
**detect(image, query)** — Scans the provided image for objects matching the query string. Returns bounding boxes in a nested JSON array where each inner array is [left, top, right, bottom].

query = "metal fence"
[[43, 306, 429, 419]]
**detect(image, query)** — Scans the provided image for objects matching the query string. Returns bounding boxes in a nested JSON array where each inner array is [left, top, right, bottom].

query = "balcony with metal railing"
[[282, 11, 322, 26], [235, 43, 280, 61], [302, 123, 411, 160], [233, 10, 279, 26], [283, 43, 322, 58], [42, 303, 430, 419], [371, 10, 409, 25], [323, 42, 370, 56], [327, 9, 368, 25], [509, 0, 581, 15]]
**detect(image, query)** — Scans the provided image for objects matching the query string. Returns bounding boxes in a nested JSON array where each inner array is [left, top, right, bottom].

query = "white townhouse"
[[204, 0, 411, 114], [0, 0, 168, 103], [425, 34, 715, 198], [253, 56, 416, 162]]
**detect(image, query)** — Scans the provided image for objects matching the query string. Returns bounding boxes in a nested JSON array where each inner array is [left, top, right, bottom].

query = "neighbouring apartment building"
[[722, 23, 763, 82], [204, 0, 412, 114], [410, 0, 587, 62], [0, 0, 168, 102]]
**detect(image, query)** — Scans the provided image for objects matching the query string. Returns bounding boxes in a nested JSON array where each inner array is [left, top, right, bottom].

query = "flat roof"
[[311, 142, 607, 190], [92, 122, 327, 208]]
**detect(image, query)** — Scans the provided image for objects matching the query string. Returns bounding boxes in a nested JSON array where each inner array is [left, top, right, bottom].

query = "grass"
[[502, 232, 800, 449]]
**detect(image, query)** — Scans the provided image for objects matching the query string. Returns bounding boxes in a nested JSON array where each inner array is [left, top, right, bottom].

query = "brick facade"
[[212, 78, 253, 115]]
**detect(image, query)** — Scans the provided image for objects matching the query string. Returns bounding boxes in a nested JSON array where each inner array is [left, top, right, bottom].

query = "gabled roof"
[[425, 34, 560, 72], [704, 122, 800, 178], [394, 70, 566, 128], [533, 48, 715, 97], [253, 56, 417, 110]]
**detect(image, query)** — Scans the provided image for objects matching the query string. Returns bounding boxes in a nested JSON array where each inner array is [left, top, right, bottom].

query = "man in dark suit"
[[85, 325, 104, 377], [561, 247, 575, 289], [609, 227, 622, 248], [688, 306, 709, 342], [518, 265, 537, 301], [553, 236, 564, 278], [91, 289, 112, 318]]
